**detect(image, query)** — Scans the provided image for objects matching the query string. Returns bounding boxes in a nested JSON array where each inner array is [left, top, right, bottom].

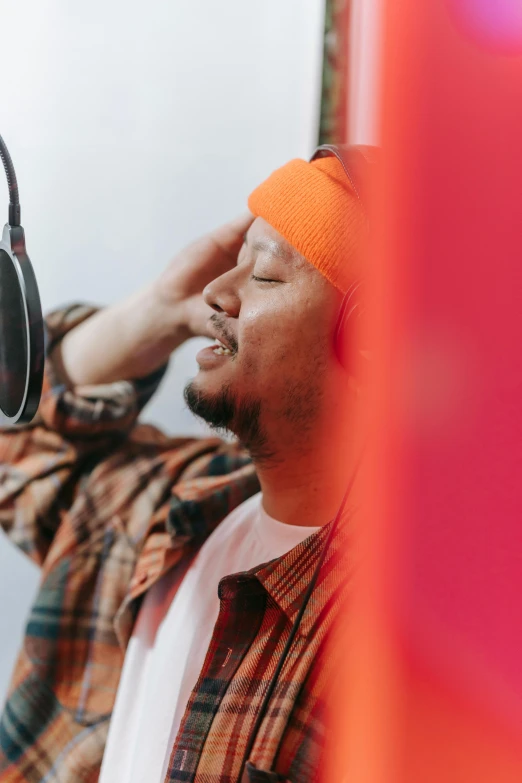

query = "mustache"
[[209, 314, 238, 353]]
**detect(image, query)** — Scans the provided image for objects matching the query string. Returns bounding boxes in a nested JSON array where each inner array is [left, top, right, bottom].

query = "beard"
[[184, 381, 275, 464]]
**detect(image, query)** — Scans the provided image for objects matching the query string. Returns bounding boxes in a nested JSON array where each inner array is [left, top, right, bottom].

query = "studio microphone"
[[0, 133, 44, 425]]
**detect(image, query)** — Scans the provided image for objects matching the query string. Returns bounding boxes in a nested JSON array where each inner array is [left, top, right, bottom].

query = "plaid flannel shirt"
[[0, 304, 351, 783]]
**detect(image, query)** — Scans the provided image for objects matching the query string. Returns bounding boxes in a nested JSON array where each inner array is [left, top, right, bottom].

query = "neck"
[[255, 394, 364, 528]]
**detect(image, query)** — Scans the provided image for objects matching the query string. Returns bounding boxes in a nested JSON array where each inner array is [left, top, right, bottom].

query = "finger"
[[208, 212, 254, 261], [184, 296, 215, 338]]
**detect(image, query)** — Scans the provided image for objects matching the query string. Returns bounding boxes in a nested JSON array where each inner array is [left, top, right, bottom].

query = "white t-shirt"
[[99, 492, 320, 783]]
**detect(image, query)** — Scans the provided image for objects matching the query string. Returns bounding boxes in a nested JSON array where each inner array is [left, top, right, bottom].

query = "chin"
[[184, 380, 270, 462], [184, 379, 236, 431]]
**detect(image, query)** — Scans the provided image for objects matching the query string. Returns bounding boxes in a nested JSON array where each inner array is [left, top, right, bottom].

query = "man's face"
[[185, 217, 342, 460]]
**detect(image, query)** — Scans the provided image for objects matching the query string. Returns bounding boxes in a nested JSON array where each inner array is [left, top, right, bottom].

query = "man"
[[0, 149, 369, 782]]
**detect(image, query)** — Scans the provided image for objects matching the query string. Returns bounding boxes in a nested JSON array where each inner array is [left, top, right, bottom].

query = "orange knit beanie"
[[248, 155, 366, 294]]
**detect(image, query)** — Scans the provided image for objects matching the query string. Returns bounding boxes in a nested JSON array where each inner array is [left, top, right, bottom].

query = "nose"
[[203, 266, 243, 317]]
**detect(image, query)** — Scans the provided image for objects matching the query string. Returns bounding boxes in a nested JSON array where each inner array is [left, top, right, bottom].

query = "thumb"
[[182, 295, 215, 339], [208, 212, 254, 259]]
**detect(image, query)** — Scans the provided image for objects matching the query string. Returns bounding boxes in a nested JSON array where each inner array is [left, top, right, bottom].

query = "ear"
[[334, 282, 371, 379]]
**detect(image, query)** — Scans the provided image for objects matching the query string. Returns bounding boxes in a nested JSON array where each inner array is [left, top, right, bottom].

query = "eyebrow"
[[243, 230, 301, 266], [251, 238, 298, 264]]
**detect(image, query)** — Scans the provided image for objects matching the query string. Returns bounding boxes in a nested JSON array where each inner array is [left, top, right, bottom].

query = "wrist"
[[115, 284, 192, 378], [56, 285, 190, 387], [142, 282, 191, 348]]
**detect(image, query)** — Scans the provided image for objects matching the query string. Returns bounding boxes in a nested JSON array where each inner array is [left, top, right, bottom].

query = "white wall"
[[0, 0, 324, 706]]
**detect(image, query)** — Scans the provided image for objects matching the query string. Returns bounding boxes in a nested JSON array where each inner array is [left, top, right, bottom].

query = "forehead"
[[244, 217, 307, 269]]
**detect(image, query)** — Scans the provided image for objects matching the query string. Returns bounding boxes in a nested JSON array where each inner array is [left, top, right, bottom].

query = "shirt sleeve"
[[0, 302, 170, 565], [36, 302, 170, 439]]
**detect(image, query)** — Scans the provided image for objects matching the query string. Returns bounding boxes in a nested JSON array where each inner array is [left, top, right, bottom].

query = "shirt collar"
[[253, 513, 354, 638], [166, 450, 356, 640]]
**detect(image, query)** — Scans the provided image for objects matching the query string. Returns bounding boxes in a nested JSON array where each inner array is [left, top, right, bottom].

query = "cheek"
[[238, 303, 326, 379], [237, 306, 292, 374]]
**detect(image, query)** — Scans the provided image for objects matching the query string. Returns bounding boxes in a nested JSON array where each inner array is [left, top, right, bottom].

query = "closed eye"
[[251, 274, 281, 284]]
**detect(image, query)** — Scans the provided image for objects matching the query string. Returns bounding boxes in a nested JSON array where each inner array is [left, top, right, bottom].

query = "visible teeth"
[[213, 339, 233, 356]]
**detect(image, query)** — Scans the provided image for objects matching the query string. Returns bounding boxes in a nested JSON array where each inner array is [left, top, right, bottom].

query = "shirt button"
[[221, 647, 233, 667]]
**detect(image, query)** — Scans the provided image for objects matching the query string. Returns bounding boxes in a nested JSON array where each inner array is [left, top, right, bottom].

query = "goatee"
[[184, 382, 275, 464]]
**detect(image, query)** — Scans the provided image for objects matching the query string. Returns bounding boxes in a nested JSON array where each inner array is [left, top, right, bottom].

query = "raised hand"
[[154, 213, 253, 340], [54, 214, 253, 386]]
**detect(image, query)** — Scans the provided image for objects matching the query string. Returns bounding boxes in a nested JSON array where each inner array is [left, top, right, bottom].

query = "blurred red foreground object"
[[328, 0, 522, 780]]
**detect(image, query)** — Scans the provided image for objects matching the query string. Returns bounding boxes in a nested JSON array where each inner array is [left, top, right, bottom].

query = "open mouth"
[[212, 338, 235, 356]]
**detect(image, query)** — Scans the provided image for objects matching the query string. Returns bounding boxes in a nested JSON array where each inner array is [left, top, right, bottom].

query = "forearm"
[[53, 284, 189, 386]]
